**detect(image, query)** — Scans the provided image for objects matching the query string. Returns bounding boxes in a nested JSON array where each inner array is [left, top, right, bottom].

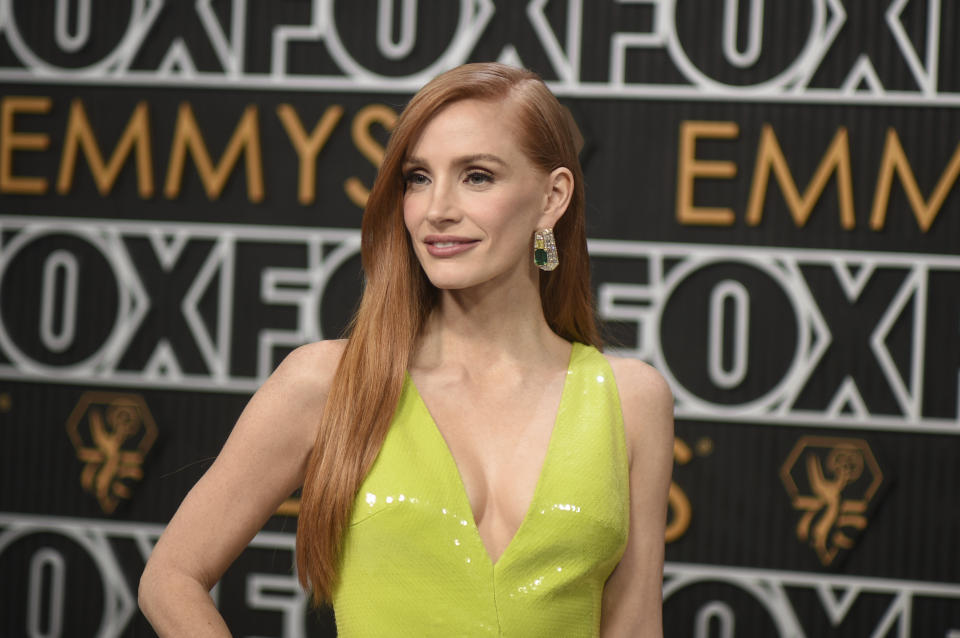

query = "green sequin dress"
[[332, 342, 630, 637]]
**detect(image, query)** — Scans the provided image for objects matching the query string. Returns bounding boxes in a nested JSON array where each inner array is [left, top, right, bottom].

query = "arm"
[[138, 340, 345, 637], [600, 356, 675, 638]]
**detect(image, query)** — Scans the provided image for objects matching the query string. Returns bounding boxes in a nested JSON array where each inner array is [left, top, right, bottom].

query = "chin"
[[414, 260, 472, 290], [419, 265, 490, 291], [418, 259, 528, 293], [422, 274, 475, 290]]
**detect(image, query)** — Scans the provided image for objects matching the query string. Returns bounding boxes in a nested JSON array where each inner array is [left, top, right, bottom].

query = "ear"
[[538, 167, 574, 228]]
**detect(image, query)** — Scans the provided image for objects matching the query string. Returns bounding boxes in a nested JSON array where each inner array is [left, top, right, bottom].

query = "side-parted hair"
[[296, 62, 601, 605]]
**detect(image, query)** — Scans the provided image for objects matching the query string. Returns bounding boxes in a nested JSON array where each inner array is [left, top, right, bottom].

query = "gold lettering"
[[277, 104, 343, 205], [666, 438, 693, 542], [676, 120, 738, 226], [345, 104, 398, 209], [870, 128, 960, 232], [164, 103, 264, 202], [276, 497, 300, 516], [57, 100, 154, 197], [0, 96, 52, 194], [746, 124, 855, 229]]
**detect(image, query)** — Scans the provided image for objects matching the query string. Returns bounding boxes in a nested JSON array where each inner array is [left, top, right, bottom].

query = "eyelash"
[[465, 170, 493, 185], [402, 169, 495, 187], [404, 171, 429, 186]]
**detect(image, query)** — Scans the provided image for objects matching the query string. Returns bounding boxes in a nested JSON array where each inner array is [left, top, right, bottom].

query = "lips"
[[423, 235, 479, 257]]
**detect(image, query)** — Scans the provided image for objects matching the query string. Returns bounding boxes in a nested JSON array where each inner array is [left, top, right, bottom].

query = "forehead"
[[407, 98, 524, 160]]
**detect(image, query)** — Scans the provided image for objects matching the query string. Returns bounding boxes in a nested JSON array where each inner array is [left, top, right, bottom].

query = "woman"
[[139, 63, 674, 637]]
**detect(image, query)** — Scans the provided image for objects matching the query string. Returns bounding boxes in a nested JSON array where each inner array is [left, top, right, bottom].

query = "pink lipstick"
[[424, 235, 479, 257]]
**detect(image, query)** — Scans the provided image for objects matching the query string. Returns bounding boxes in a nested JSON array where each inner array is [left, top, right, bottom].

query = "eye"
[[404, 171, 430, 187], [465, 170, 493, 186]]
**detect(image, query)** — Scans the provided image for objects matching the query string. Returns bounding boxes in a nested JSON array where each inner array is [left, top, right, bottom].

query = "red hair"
[[296, 63, 600, 605]]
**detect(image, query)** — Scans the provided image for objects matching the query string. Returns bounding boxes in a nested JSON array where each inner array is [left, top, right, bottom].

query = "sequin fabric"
[[332, 343, 630, 637]]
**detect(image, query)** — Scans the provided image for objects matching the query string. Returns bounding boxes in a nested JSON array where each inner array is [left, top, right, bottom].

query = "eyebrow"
[[403, 153, 507, 168]]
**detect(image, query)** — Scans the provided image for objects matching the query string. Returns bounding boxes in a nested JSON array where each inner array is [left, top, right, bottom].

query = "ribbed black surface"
[[1, 3, 958, 636]]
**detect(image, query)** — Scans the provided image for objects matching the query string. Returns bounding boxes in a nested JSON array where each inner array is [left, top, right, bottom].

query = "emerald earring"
[[534, 228, 559, 271]]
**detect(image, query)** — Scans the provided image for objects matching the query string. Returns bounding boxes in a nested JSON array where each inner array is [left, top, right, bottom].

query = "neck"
[[414, 270, 569, 371]]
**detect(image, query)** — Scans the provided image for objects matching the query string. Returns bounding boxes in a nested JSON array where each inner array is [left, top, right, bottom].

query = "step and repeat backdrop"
[[1, 1, 959, 636]]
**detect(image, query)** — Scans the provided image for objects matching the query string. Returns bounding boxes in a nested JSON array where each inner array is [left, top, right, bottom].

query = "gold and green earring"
[[533, 228, 559, 271]]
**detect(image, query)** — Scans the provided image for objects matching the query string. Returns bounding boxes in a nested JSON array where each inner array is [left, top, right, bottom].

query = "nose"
[[425, 179, 462, 225]]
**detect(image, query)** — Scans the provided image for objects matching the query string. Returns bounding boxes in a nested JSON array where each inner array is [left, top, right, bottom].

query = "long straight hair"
[[296, 63, 601, 605]]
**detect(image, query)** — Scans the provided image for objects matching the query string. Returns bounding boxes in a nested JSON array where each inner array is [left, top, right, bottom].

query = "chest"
[[343, 351, 630, 586], [412, 372, 567, 554]]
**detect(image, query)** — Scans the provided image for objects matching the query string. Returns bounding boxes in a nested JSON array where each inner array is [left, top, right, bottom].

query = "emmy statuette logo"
[[66, 392, 158, 514], [780, 436, 884, 566]]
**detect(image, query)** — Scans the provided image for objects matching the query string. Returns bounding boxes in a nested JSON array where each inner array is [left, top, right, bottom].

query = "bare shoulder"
[[603, 353, 674, 458], [603, 353, 674, 417], [239, 339, 348, 444], [267, 339, 347, 395]]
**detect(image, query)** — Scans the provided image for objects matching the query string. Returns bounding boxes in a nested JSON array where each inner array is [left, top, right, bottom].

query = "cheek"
[[488, 190, 541, 234], [402, 196, 420, 234]]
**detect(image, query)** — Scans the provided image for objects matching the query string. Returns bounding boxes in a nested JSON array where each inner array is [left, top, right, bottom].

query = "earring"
[[534, 228, 559, 271]]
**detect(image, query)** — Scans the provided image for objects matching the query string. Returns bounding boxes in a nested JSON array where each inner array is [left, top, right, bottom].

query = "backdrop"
[[1, 1, 958, 636]]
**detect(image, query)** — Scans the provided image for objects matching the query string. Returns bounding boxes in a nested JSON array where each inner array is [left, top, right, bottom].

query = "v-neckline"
[[406, 342, 578, 568]]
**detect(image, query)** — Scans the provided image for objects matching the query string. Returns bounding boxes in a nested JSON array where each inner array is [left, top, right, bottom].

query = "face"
[[402, 98, 570, 292]]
